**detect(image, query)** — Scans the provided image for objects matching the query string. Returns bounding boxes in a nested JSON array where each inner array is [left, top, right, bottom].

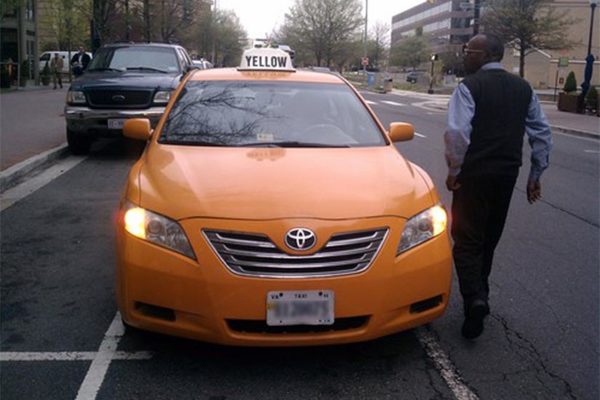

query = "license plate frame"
[[107, 119, 126, 130], [266, 290, 334, 326]]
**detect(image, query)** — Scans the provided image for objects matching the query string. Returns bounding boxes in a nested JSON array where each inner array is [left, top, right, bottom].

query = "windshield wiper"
[[87, 67, 124, 72], [158, 138, 225, 146], [126, 66, 168, 73], [239, 141, 351, 148]]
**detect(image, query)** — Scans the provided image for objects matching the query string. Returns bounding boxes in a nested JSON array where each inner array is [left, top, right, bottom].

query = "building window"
[[25, 0, 34, 21]]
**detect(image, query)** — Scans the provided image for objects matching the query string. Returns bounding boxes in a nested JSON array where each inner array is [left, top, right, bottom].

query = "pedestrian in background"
[[50, 53, 63, 89], [71, 46, 90, 76], [444, 33, 552, 340]]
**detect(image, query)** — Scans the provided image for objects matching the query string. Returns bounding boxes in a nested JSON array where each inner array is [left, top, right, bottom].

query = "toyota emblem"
[[285, 228, 316, 251]]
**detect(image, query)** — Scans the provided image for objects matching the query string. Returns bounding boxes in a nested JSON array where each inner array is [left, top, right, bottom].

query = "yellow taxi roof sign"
[[238, 48, 295, 72]]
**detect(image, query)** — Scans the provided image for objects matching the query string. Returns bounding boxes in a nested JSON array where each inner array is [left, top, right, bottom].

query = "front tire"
[[66, 129, 91, 155]]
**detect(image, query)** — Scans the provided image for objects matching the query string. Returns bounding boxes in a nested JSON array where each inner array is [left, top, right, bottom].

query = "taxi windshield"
[[159, 81, 386, 147]]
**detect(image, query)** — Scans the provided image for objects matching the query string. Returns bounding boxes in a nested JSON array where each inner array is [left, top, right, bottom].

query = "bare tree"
[[390, 34, 431, 71], [280, 0, 364, 67], [482, 0, 578, 77]]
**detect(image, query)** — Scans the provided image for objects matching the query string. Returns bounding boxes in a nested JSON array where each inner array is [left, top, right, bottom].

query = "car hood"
[[134, 145, 435, 220], [71, 71, 181, 90]]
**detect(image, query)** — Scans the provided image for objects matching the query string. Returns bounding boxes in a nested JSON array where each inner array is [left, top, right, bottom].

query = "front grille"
[[87, 89, 153, 108], [204, 228, 388, 278], [227, 316, 369, 334]]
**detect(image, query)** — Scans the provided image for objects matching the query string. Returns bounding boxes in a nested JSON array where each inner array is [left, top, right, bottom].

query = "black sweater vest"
[[460, 69, 532, 179]]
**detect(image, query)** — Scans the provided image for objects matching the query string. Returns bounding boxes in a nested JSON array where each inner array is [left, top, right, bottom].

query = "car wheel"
[[66, 129, 91, 155]]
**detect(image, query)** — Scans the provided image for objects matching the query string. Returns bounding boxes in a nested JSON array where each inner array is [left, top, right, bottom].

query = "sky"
[[217, 0, 425, 39]]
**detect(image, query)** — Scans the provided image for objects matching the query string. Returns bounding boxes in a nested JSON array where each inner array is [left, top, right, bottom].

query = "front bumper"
[[65, 105, 164, 135], [116, 216, 452, 346]]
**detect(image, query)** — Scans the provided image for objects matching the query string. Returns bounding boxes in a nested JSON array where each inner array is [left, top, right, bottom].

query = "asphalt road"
[[1, 91, 598, 400]]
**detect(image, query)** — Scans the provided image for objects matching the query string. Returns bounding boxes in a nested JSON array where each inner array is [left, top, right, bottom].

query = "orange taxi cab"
[[115, 48, 452, 346]]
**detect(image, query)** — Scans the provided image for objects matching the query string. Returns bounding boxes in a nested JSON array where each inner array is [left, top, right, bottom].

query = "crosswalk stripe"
[[364, 100, 377, 105], [381, 100, 405, 106]]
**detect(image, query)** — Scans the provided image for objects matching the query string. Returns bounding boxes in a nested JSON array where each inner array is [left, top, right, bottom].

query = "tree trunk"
[[519, 47, 525, 78], [143, 0, 150, 42]]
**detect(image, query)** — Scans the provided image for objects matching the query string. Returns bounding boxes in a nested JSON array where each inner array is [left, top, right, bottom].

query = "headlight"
[[153, 90, 171, 104], [67, 90, 86, 104], [123, 202, 195, 259], [397, 205, 447, 254]]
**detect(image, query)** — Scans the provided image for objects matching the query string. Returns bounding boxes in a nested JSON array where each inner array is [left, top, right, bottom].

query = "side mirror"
[[388, 122, 414, 142], [123, 118, 152, 141]]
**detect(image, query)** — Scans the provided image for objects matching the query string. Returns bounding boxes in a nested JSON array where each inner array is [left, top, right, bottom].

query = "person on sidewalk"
[[444, 33, 553, 340], [71, 46, 90, 76], [50, 53, 63, 89]]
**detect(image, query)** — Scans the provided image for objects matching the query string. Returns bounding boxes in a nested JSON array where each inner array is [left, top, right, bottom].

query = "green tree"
[[366, 22, 389, 69], [40, 0, 92, 51], [563, 71, 577, 93], [278, 0, 364, 67], [481, 0, 578, 78], [390, 34, 430, 71]]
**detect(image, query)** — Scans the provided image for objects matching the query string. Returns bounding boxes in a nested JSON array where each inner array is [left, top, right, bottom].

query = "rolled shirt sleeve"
[[525, 91, 553, 182], [444, 83, 474, 177]]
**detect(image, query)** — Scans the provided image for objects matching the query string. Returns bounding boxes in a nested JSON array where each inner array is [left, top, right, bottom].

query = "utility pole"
[[473, 0, 481, 35], [211, 0, 218, 65], [363, 0, 368, 74]]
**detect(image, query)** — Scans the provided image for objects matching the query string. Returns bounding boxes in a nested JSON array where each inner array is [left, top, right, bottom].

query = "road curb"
[[0, 144, 69, 193], [551, 125, 599, 140]]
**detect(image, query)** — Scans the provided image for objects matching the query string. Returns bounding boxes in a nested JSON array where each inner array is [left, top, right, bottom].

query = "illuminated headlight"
[[123, 202, 195, 259], [153, 90, 171, 104], [397, 205, 447, 254], [67, 90, 86, 104]]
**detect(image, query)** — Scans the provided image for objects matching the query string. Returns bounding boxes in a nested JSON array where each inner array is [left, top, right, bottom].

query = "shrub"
[[563, 71, 577, 93], [585, 85, 598, 111]]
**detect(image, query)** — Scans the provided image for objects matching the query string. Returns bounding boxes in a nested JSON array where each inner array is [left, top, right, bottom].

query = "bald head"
[[463, 34, 505, 74]]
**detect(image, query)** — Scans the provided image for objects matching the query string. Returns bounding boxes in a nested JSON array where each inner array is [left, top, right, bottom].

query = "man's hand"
[[446, 174, 461, 191], [527, 179, 542, 203]]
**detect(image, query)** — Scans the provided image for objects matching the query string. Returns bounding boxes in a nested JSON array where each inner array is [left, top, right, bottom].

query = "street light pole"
[[363, 0, 368, 74], [582, 0, 598, 98]]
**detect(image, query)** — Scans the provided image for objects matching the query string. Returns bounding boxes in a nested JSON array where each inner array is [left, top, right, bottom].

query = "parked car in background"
[[64, 42, 196, 154], [192, 59, 213, 69], [406, 71, 426, 84]]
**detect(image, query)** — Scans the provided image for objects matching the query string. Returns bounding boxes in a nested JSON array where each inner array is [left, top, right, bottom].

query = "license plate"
[[107, 119, 126, 130], [266, 290, 334, 326]]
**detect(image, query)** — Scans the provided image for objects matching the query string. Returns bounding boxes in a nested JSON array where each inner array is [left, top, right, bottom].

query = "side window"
[[40, 53, 50, 61], [177, 48, 191, 68]]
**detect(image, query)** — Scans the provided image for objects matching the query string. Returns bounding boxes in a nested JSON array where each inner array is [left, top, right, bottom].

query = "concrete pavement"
[[0, 84, 598, 192]]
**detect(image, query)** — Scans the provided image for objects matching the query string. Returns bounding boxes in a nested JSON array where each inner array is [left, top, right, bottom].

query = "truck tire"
[[66, 129, 91, 155]]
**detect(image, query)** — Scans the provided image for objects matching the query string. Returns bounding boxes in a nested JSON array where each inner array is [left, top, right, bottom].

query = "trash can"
[[367, 72, 376, 88], [383, 77, 393, 93]]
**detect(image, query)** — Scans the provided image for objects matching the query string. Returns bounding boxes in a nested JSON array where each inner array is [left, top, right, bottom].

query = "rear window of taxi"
[[159, 81, 387, 147]]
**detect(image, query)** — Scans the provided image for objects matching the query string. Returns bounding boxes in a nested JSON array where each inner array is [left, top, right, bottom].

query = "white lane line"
[[381, 100, 406, 106], [75, 312, 129, 400], [364, 100, 377, 105], [415, 327, 479, 400], [1, 156, 85, 211], [584, 149, 599, 153], [415, 132, 427, 138], [0, 351, 153, 362]]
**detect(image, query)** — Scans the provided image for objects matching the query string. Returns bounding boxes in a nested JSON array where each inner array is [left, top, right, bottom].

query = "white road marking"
[[415, 327, 479, 400], [0, 351, 152, 361], [1, 156, 85, 211], [364, 100, 377, 105], [415, 132, 427, 138], [584, 149, 599, 153], [381, 100, 405, 106], [75, 313, 125, 400]]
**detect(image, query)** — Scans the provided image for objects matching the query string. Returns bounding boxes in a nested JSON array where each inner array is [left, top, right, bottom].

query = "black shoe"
[[461, 299, 489, 339]]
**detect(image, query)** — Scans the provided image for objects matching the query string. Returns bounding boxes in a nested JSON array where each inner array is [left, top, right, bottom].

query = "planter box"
[[557, 92, 578, 112]]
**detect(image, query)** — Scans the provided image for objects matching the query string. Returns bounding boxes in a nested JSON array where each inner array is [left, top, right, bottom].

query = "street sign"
[[362, 57, 369, 66], [558, 57, 569, 68]]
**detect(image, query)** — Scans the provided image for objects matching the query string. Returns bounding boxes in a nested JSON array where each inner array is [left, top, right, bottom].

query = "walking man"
[[50, 53, 63, 89], [71, 46, 91, 76], [444, 33, 552, 339]]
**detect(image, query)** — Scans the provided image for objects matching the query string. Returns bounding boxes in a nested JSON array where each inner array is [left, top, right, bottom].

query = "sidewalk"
[[390, 88, 599, 139], [0, 84, 598, 192]]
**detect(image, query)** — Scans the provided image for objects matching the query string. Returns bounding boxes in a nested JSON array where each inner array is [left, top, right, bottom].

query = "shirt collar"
[[481, 62, 504, 71]]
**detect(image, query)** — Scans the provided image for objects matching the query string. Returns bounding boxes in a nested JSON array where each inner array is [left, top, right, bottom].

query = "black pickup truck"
[[64, 43, 198, 154]]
